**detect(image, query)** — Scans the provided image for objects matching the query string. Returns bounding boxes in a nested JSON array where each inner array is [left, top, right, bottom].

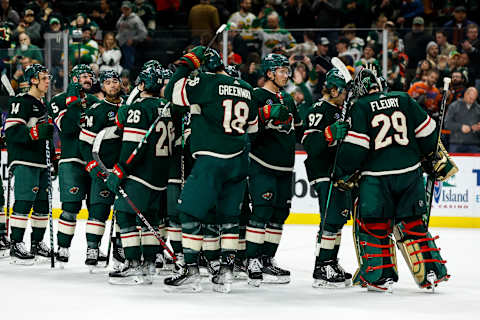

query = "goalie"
[[335, 68, 457, 292]]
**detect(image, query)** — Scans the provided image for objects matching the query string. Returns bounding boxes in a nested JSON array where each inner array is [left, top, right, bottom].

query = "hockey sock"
[[245, 219, 265, 258], [115, 222, 122, 247], [57, 202, 81, 248], [141, 226, 161, 262], [179, 212, 202, 264], [167, 220, 183, 254], [86, 203, 110, 248], [236, 224, 246, 262], [203, 223, 220, 261], [117, 211, 141, 260], [10, 200, 33, 242], [220, 221, 239, 261], [262, 222, 283, 258], [316, 230, 336, 262], [0, 211, 6, 236], [333, 231, 342, 259]]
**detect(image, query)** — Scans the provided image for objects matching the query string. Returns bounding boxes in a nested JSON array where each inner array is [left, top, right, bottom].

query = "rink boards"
[[1, 151, 479, 228]]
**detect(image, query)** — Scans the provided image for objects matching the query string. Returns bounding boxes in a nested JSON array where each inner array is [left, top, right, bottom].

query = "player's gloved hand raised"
[[259, 104, 290, 123], [65, 81, 83, 107], [179, 46, 206, 69], [29, 122, 54, 141], [105, 163, 126, 192], [85, 160, 107, 181], [324, 121, 349, 143]]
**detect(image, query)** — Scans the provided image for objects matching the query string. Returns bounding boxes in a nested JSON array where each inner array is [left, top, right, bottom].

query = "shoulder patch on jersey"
[[108, 111, 115, 118], [187, 76, 200, 86]]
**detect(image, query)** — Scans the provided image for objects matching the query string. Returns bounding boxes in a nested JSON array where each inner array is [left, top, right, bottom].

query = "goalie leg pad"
[[393, 218, 450, 288], [353, 218, 398, 290]]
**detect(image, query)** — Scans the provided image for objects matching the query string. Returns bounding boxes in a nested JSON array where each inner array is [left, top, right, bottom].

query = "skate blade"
[[212, 282, 232, 293], [10, 257, 35, 266], [0, 250, 10, 258], [262, 274, 290, 284], [56, 261, 67, 269], [367, 281, 394, 293], [247, 278, 262, 287], [34, 256, 53, 264], [87, 265, 107, 274], [345, 278, 353, 287], [234, 272, 248, 280], [199, 267, 211, 277], [163, 282, 202, 293], [109, 276, 144, 285], [312, 279, 348, 289], [156, 267, 174, 275]]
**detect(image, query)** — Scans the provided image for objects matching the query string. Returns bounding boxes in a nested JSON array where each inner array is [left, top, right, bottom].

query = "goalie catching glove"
[[259, 103, 290, 123], [422, 141, 458, 182], [105, 163, 126, 192]]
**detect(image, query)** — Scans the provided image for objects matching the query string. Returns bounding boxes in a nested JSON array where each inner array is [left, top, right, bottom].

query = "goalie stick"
[[424, 77, 451, 226], [321, 58, 354, 237], [93, 127, 177, 262]]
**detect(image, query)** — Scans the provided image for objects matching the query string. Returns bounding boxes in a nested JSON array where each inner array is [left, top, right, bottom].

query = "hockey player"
[[125, 59, 163, 106], [106, 67, 172, 284], [4, 64, 55, 264], [51, 64, 100, 265], [302, 68, 352, 288], [245, 53, 303, 286], [163, 47, 288, 292], [79, 70, 124, 270], [336, 68, 454, 292]]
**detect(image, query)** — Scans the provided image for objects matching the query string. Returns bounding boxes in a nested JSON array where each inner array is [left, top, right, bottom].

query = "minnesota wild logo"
[[262, 192, 273, 201]]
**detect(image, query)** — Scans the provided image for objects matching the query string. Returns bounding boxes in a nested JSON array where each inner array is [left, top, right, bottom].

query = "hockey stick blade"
[[331, 57, 352, 83]]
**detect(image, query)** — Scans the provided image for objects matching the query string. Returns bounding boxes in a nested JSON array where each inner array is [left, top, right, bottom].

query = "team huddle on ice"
[[0, 44, 458, 294]]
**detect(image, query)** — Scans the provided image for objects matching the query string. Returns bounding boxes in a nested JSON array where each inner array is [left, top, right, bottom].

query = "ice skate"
[[112, 242, 126, 272], [155, 251, 175, 275], [0, 235, 10, 258], [366, 278, 394, 293], [31, 241, 53, 264], [141, 260, 155, 284], [96, 249, 108, 267], [233, 259, 248, 280], [333, 259, 353, 287], [164, 263, 202, 292], [10, 241, 34, 265], [55, 246, 70, 268], [247, 258, 263, 287], [212, 262, 234, 293], [109, 260, 144, 285], [313, 259, 347, 288], [198, 251, 220, 277], [261, 256, 290, 284], [173, 253, 185, 274], [85, 248, 102, 273]]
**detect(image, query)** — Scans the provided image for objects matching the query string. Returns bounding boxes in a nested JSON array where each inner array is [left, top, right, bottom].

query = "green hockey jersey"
[[79, 98, 123, 169], [337, 91, 438, 176], [249, 88, 303, 171], [5, 93, 51, 168], [302, 99, 342, 184], [116, 96, 173, 189], [50, 92, 99, 166], [165, 66, 258, 159]]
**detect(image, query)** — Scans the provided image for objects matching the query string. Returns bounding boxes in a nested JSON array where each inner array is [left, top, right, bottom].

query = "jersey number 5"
[[371, 111, 409, 150], [222, 99, 249, 134]]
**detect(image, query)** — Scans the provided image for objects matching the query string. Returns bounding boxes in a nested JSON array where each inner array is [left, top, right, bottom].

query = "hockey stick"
[[207, 24, 228, 49], [5, 169, 11, 237], [93, 129, 177, 262], [45, 117, 55, 268], [424, 77, 451, 226], [105, 210, 115, 267], [181, 114, 187, 189], [321, 58, 354, 234]]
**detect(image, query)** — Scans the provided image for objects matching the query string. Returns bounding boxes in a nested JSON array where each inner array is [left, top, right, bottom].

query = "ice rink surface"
[[1, 221, 479, 320]]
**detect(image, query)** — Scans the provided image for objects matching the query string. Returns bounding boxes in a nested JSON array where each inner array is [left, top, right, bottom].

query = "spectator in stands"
[[286, 54, 315, 97], [311, 37, 331, 99], [48, 16, 62, 33], [116, 1, 147, 70], [11, 55, 32, 94], [188, 0, 220, 39], [404, 16, 432, 82], [386, 49, 407, 91], [286, 31, 317, 57], [283, 0, 314, 41], [335, 37, 354, 67], [91, 0, 119, 32], [460, 23, 480, 89], [370, 0, 396, 21], [343, 24, 364, 62], [0, 0, 19, 25], [228, 0, 257, 47], [443, 6, 475, 46], [135, 0, 156, 31], [312, 0, 341, 31], [98, 32, 123, 74], [14, 8, 42, 47], [79, 26, 99, 66], [120, 69, 133, 94], [220, 39, 242, 65], [435, 29, 456, 57], [411, 59, 432, 84], [425, 41, 439, 69], [341, 0, 369, 28], [257, 11, 296, 57], [366, 14, 387, 53], [14, 32, 43, 64], [408, 69, 442, 119], [354, 44, 379, 69], [448, 70, 467, 105], [240, 51, 262, 87], [445, 87, 480, 153], [396, 0, 424, 29]]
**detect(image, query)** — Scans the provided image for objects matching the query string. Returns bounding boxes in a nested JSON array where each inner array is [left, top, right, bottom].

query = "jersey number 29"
[[371, 111, 409, 150]]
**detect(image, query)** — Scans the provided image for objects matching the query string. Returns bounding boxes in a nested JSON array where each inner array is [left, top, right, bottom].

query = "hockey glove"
[[324, 121, 349, 144], [179, 46, 206, 69], [259, 104, 290, 123], [65, 81, 83, 107], [30, 122, 54, 141], [85, 160, 107, 181], [333, 171, 361, 191], [432, 142, 458, 182], [105, 163, 126, 192]]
